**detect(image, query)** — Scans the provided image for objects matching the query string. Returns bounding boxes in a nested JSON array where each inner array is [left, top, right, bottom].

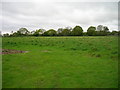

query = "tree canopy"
[[43, 29, 57, 36], [71, 26, 83, 36], [87, 26, 96, 36], [3, 25, 118, 37]]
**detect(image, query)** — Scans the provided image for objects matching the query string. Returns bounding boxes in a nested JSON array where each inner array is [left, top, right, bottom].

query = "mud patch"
[[0, 49, 28, 54]]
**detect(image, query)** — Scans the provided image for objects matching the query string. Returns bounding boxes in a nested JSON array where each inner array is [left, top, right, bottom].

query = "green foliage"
[[43, 29, 57, 36], [71, 26, 83, 36], [96, 25, 110, 36], [2, 25, 117, 37], [61, 28, 71, 36], [57, 28, 64, 36], [18, 28, 29, 35], [33, 31, 39, 36], [3, 33, 9, 37], [103, 26, 109, 32], [110, 31, 118, 36], [33, 29, 44, 36], [9, 28, 29, 37], [97, 25, 104, 31], [61, 29, 70, 36], [87, 26, 96, 36]]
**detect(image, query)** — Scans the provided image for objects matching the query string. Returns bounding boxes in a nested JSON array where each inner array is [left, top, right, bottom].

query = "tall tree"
[[87, 26, 96, 36], [102, 26, 109, 35], [96, 25, 109, 36], [43, 29, 57, 36], [3, 33, 9, 37], [18, 28, 29, 36], [57, 28, 64, 36], [37, 29, 46, 35], [33, 29, 46, 36], [61, 27, 71, 36], [71, 26, 83, 36], [97, 25, 104, 31]]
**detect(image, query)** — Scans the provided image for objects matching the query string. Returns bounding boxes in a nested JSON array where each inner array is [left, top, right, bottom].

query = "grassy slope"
[[2, 36, 118, 88]]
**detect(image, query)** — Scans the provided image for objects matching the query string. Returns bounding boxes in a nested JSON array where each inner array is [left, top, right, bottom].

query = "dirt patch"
[[0, 49, 28, 54]]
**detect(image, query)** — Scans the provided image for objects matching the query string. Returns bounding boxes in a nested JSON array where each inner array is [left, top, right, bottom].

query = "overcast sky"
[[1, 0, 119, 34]]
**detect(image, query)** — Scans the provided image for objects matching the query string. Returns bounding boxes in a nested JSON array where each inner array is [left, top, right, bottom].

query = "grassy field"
[[2, 36, 118, 88]]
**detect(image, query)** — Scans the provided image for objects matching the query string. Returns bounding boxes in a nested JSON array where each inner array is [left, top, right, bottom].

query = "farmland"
[[2, 36, 118, 88]]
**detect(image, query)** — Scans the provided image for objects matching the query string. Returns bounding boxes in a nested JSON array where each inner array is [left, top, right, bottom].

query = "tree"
[[65, 27, 72, 31], [11, 31, 20, 37], [83, 32, 87, 36], [33, 29, 46, 36], [103, 26, 109, 32], [33, 30, 40, 36], [87, 26, 96, 36], [57, 28, 64, 36], [96, 25, 109, 36], [97, 25, 104, 31], [118, 31, 120, 36], [103, 26, 109, 35], [11, 31, 14, 34], [18, 28, 29, 36], [3, 33, 9, 37], [9, 31, 14, 37], [31, 31, 35, 35], [37, 29, 46, 35], [111, 31, 118, 36], [0, 31, 2, 37], [71, 26, 83, 36], [61, 28, 71, 36], [43, 29, 57, 36]]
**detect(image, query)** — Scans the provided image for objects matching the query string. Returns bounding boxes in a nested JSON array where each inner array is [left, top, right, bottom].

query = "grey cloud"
[[1, 2, 118, 34]]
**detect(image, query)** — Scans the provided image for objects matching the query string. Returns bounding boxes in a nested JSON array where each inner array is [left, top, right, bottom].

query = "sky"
[[0, 0, 119, 34]]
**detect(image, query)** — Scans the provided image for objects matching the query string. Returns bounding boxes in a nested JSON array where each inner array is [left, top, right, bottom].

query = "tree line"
[[3, 25, 119, 37]]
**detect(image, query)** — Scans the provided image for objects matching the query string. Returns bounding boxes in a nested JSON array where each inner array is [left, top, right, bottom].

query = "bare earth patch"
[[0, 49, 28, 54]]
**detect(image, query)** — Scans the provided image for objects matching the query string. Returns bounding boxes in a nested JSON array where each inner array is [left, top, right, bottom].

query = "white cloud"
[[1, 2, 118, 34], [1, 0, 119, 2]]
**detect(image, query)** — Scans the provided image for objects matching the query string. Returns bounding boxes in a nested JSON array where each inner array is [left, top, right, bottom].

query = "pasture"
[[2, 36, 118, 88]]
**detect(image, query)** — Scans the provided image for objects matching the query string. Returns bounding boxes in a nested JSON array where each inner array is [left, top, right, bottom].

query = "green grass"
[[0, 37, 2, 89], [2, 36, 118, 88]]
